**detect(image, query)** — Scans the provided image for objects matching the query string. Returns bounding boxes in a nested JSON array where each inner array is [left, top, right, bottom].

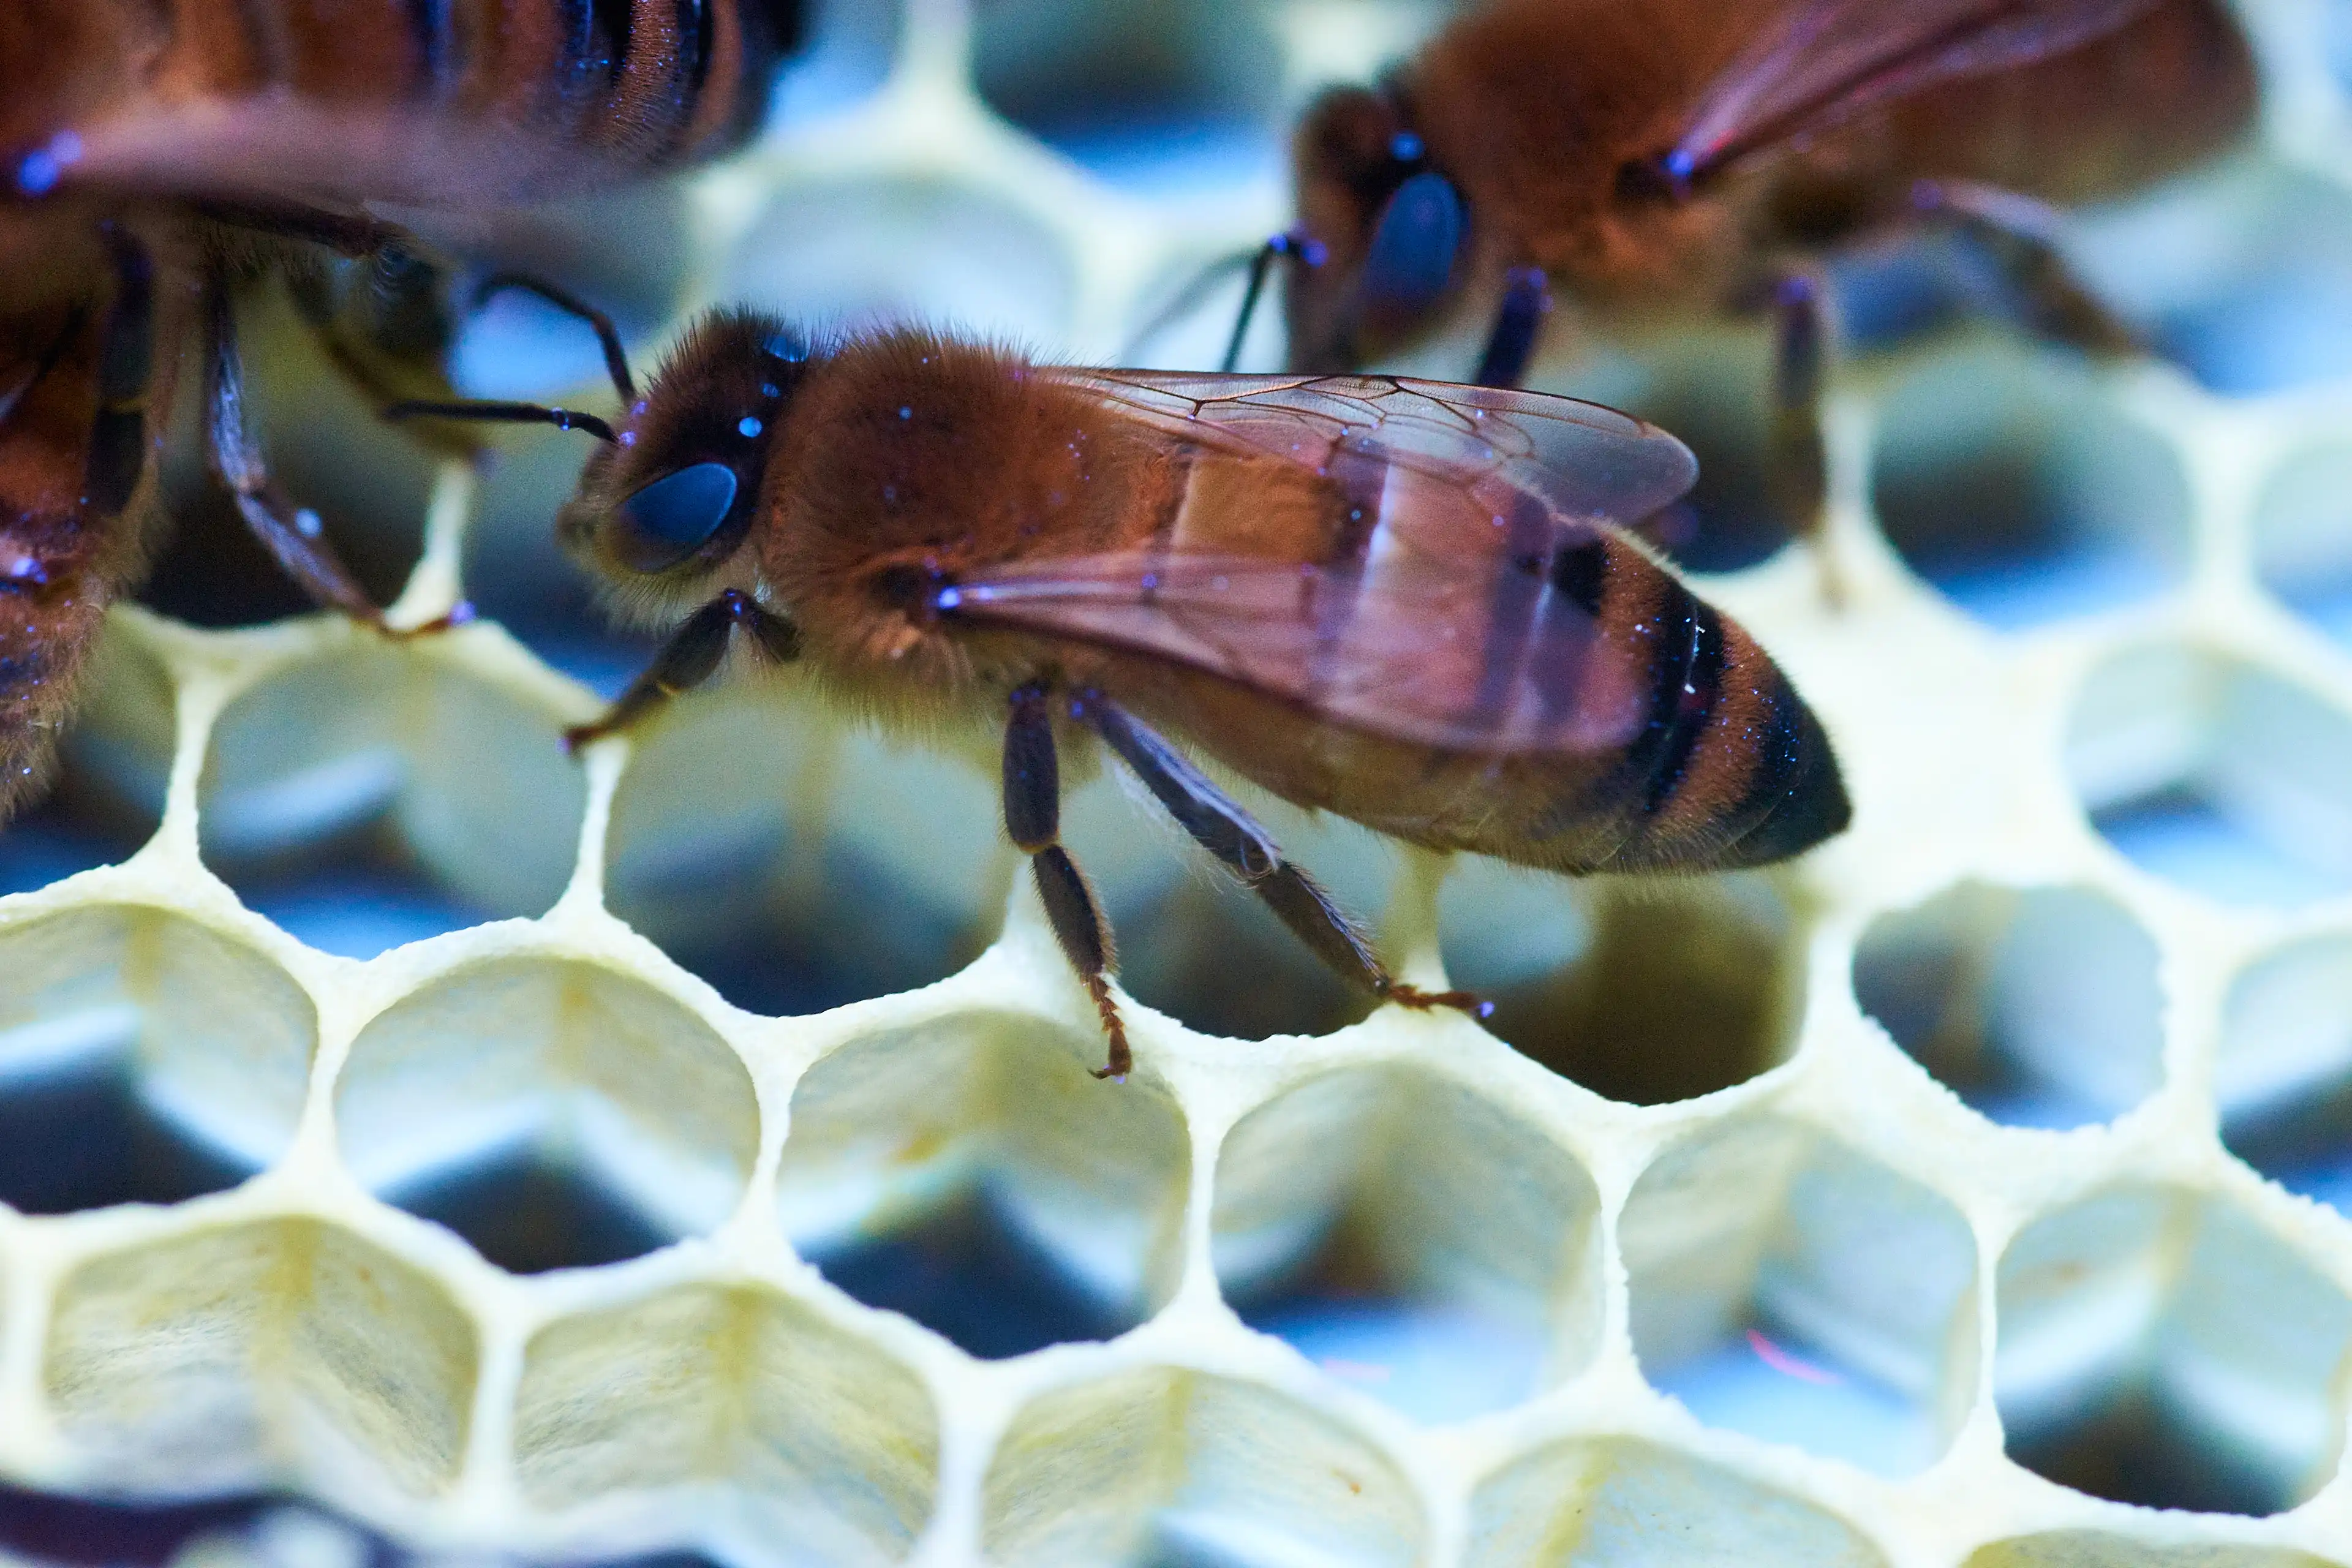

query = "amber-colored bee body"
[[540, 317, 1849, 1075], [0, 0, 802, 820], [1272, 0, 2258, 575]]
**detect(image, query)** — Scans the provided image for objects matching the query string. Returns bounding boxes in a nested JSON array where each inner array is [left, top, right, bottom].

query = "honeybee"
[[405, 317, 1852, 1079], [1224, 0, 2256, 562], [0, 0, 802, 820]]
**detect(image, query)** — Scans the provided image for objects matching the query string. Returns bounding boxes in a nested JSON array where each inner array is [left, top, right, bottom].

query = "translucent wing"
[[950, 372, 1705, 756], [18, 102, 676, 212], [1668, 0, 2158, 181], [1046, 368, 1697, 530]]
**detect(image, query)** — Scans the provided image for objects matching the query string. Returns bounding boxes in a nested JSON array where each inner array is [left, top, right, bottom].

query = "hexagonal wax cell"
[[1870, 342, 2191, 631], [2065, 644, 2352, 908], [777, 1012, 1189, 1359], [197, 647, 585, 958], [2216, 933, 2352, 1214], [337, 957, 757, 1274], [1211, 1064, 1604, 1423], [1440, 861, 1808, 1106], [605, 688, 1004, 1016], [514, 1283, 939, 1566], [1996, 1186, 2352, 1515], [1621, 1116, 1978, 1478], [1853, 881, 2165, 1129], [0, 907, 314, 1214], [982, 1366, 1423, 1568], [2253, 442, 2352, 650], [45, 1219, 478, 1498], [1466, 1436, 1893, 1568]]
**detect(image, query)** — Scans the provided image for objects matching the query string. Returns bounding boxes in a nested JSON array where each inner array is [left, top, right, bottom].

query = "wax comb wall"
[[5, 0, 2352, 1565]]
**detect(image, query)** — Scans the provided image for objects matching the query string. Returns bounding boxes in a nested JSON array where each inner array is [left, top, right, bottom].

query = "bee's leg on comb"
[[564, 588, 800, 751], [1006, 682, 1129, 1080], [198, 270, 471, 638], [1766, 271, 1839, 606], [1910, 179, 2140, 358], [1472, 266, 1551, 387], [1081, 692, 1487, 1020]]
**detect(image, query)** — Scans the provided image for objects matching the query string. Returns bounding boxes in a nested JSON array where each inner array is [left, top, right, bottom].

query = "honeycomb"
[[6, 0, 2352, 1564]]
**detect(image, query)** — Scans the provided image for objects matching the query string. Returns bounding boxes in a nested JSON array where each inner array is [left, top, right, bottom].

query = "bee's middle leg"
[[1080, 691, 1486, 1020], [200, 268, 469, 637], [1006, 682, 1129, 1080]]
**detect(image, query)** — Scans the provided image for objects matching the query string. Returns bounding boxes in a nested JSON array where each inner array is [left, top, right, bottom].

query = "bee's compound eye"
[[612, 461, 740, 573], [1362, 170, 1466, 320]]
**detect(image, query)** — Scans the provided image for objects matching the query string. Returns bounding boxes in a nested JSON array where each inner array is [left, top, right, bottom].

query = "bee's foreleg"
[[199, 269, 469, 638], [1910, 179, 2141, 358], [1472, 265, 1551, 388], [564, 588, 799, 752], [1080, 692, 1487, 1023], [1006, 682, 1128, 1080]]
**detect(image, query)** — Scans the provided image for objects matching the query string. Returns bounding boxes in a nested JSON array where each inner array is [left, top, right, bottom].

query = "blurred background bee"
[[397, 311, 1851, 1076], [0, 0, 804, 819], [1198, 0, 2257, 574]]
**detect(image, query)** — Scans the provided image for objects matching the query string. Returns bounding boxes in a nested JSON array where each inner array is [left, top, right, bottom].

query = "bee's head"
[[558, 309, 809, 619], [1287, 82, 1468, 370]]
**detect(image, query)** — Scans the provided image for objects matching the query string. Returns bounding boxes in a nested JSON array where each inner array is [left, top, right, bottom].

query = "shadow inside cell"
[[1853, 883, 2164, 1129], [1545, 328, 1794, 576], [1440, 863, 1804, 1105], [2067, 646, 2352, 908], [804, 1185, 1137, 1360], [1870, 344, 2190, 630], [0, 908, 314, 1217], [382, 1145, 679, 1276], [2253, 443, 2352, 652], [1225, 1225, 1552, 1426], [973, 0, 1284, 190], [1624, 1118, 1977, 1478], [779, 1015, 1188, 1361], [2215, 935, 2352, 1215], [0, 1050, 253, 1217], [606, 689, 1003, 1016], [1996, 1188, 2352, 1516], [209, 820, 502, 962], [1212, 1066, 1602, 1423], [339, 958, 756, 1277], [0, 782, 156, 899], [198, 650, 586, 959], [2007, 1387, 2304, 1518]]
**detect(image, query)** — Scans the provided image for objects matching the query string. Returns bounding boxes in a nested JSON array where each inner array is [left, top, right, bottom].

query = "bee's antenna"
[[1118, 247, 1254, 365], [1221, 231, 1321, 374], [475, 273, 637, 403], [384, 399, 617, 443]]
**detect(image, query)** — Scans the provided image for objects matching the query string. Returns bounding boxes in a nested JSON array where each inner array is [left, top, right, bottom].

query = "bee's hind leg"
[[1910, 179, 2141, 358], [199, 268, 471, 638], [1765, 270, 1842, 606], [1079, 691, 1487, 1022], [1006, 682, 1129, 1080]]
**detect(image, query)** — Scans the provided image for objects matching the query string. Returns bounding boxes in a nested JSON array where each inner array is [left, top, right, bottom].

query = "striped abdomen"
[[1098, 439, 1850, 874], [3, 0, 798, 173]]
